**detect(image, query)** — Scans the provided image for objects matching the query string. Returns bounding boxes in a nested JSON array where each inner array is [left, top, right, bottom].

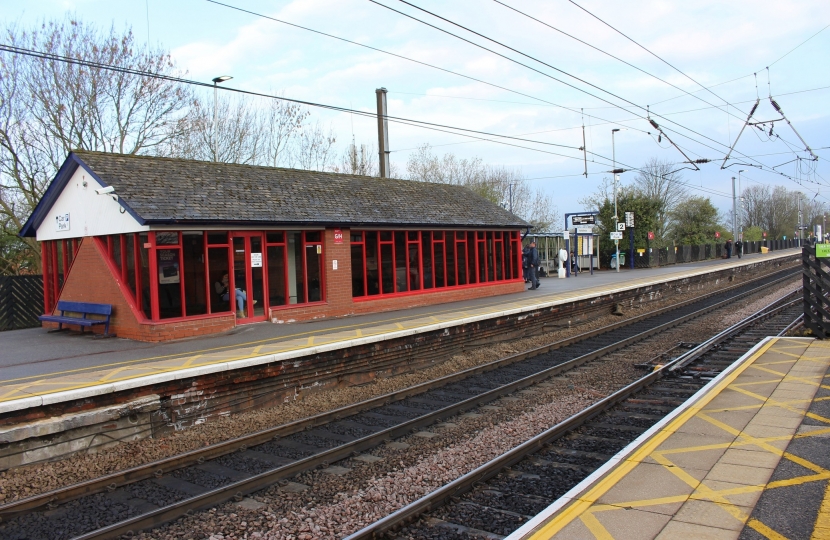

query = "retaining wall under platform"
[[0, 254, 799, 468]]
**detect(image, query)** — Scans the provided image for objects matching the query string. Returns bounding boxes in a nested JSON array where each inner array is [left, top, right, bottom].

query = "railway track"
[[346, 293, 803, 540], [0, 268, 799, 540]]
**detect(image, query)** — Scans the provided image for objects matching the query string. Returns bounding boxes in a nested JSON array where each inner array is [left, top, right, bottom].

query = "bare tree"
[[633, 158, 687, 243], [333, 140, 378, 176], [404, 144, 560, 231], [262, 99, 309, 168], [290, 122, 337, 172], [0, 17, 191, 273], [739, 184, 770, 229]]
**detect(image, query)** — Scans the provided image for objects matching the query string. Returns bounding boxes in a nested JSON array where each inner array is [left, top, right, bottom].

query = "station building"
[[20, 151, 528, 341]]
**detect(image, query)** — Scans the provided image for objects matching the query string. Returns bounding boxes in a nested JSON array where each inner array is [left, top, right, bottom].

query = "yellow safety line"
[[526, 337, 779, 539], [814, 476, 830, 539]]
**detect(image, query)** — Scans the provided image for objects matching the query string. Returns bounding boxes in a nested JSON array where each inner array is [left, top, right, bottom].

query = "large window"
[[351, 229, 521, 299], [95, 230, 324, 322], [40, 238, 81, 313]]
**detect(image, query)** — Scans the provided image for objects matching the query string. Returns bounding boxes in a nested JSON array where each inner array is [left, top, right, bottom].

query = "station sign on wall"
[[55, 213, 70, 231]]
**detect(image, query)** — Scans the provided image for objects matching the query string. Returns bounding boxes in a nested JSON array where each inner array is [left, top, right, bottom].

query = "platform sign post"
[[566, 213, 597, 277], [625, 212, 635, 269]]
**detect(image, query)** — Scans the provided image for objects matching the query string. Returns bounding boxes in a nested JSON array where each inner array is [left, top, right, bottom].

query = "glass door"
[[231, 232, 267, 323]]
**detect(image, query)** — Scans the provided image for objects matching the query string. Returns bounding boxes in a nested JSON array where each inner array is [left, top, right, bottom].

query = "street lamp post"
[[612, 128, 620, 272], [212, 75, 233, 162]]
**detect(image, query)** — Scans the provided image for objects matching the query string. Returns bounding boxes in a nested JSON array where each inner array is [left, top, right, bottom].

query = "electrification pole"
[[732, 177, 737, 242], [612, 128, 620, 272], [376, 88, 390, 178], [738, 169, 744, 240]]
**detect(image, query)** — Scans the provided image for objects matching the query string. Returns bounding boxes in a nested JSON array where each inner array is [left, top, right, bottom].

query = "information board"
[[610, 232, 623, 240], [817, 244, 830, 258], [572, 214, 596, 225]]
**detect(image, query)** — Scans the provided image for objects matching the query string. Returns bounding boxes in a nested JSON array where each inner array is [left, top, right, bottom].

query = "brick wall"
[[269, 227, 525, 323]]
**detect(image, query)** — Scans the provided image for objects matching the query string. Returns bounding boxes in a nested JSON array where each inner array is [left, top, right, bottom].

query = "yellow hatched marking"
[[578, 511, 614, 540], [748, 518, 791, 540], [526, 338, 779, 540]]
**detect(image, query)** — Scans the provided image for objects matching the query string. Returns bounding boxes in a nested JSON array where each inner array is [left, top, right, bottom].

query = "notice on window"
[[157, 249, 180, 284], [251, 252, 263, 267], [55, 213, 70, 231]]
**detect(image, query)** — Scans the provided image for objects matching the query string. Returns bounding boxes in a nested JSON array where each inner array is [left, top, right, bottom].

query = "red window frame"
[[351, 228, 521, 301]]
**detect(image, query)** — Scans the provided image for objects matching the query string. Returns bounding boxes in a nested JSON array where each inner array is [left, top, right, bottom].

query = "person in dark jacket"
[[521, 245, 530, 283], [527, 241, 540, 290], [735, 239, 743, 259], [725, 239, 733, 258]]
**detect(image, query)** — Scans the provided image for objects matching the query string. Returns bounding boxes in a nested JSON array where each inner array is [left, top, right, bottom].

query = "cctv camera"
[[95, 186, 115, 195]]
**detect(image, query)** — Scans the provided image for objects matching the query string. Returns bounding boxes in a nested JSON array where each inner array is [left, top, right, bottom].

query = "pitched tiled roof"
[[71, 151, 529, 228]]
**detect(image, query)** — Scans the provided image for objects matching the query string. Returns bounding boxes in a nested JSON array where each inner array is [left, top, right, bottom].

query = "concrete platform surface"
[[0, 249, 797, 413], [508, 336, 830, 540]]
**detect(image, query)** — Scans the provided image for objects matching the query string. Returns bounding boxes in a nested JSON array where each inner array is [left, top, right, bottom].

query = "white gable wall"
[[36, 166, 148, 241]]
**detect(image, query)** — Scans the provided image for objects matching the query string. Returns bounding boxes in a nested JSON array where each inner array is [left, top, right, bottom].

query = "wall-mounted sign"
[[316, 245, 322, 254], [572, 214, 596, 225], [816, 244, 830, 258], [610, 231, 623, 240], [55, 213, 70, 231], [334, 228, 344, 244], [251, 252, 262, 267]]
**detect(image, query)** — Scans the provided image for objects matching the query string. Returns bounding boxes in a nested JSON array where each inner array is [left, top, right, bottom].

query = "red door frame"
[[230, 231, 269, 323]]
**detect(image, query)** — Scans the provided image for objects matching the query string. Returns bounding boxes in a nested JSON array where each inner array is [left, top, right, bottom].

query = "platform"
[[0, 249, 799, 415], [507, 336, 830, 540]]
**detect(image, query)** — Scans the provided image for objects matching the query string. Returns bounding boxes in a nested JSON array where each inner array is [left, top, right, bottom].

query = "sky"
[[2, 0, 829, 221]]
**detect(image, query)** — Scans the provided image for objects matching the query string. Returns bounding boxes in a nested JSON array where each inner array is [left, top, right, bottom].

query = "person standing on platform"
[[570, 250, 579, 276], [521, 245, 530, 283], [735, 239, 743, 259], [725, 239, 733, 258], [527, 241, 540, 290]]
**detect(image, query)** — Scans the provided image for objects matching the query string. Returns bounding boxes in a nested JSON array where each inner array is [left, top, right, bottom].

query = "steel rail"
[[0, 272, 798, 538], [0, 267, 797, 520], [344, 293, 802, 539], [65, 275, 802, 540], [778, 313, 804, 336]]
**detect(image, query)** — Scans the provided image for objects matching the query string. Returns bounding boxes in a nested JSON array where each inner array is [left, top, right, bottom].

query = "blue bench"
[[39, 301, 113, 336]]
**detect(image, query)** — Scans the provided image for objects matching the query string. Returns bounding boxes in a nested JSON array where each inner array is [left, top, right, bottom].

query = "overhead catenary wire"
[[0, 43, 594, 154], [202, 0, 649, 137], [493, 0, 760, 126], [374, 0, 805, 182], [205, 0, 816, 185]]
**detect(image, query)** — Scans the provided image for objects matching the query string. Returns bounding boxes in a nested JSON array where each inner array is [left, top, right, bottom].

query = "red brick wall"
[[51, 238, 235, 341], [269, 228, 525, 323]]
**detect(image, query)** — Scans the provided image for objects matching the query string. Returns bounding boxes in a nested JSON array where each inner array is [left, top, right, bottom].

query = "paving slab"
[[509, 336, 830, 540]]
